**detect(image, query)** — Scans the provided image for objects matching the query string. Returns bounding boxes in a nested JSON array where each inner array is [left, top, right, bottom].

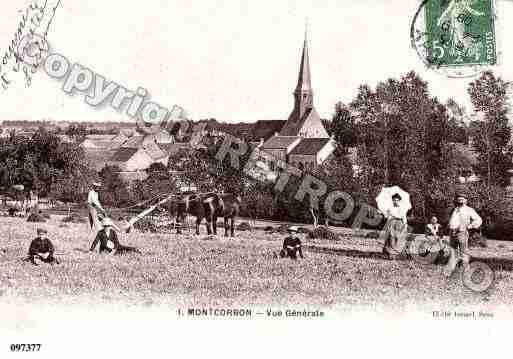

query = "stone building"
[[259, 28, 335, 173]]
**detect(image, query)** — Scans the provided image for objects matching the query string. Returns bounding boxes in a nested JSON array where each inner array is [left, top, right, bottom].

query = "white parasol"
[[375, 185, 412, 216]]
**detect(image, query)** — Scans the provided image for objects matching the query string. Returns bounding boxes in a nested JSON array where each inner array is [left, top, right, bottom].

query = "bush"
[[308, 226, 340, 241], [298, 227, 313, 236], [469, 230, 487, 248], [27, 213, 46, 222], [236, 222, 251, 231], [62, 213, 86, 223], [275, 224, 289, 234], [133, 217, 158, 233]]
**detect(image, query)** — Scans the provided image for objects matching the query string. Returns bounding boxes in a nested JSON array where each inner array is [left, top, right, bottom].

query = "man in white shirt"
[[445, 192, 482, 276], [382, 193, 409, 259], [87, 182, 107, 231]]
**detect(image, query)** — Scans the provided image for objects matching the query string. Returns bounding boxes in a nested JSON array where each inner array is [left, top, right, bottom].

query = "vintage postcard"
[[1, 0, 513, 357]]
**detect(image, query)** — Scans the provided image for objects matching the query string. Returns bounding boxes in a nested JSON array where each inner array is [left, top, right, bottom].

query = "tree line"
[[1, 71, 512, 238]]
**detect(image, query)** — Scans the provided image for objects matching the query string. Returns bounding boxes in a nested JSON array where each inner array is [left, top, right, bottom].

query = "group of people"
[[382, 191, 482, 276], [24, 181, 481, 278], [24, 182, 139, 265]]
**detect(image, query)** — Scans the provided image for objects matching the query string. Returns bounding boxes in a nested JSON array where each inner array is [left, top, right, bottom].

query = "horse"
[[163, 192, 242, 237], [162, 192, 216, 235], [205, 193, 242, 237]]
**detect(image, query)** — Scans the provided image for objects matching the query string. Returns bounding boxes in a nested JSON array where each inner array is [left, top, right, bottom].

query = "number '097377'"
[[9, 344, 42, 352]]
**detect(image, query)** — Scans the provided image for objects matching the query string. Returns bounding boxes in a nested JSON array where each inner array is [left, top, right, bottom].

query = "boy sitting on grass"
[[279, 226, 304, 260], [426, 216, 443, 249], [25, 228, 59, 265]]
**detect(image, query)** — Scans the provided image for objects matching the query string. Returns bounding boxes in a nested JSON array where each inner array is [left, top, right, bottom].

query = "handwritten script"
[[0, 0, 62, 91]]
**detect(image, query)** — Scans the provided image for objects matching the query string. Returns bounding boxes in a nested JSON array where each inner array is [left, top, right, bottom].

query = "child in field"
[[25, 228, 59, 265], [279, 226, 304, 260], [426, 216, 443, 248]]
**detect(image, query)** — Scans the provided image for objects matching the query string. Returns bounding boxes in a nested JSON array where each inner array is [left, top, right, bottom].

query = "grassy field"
[[1, 214, 513, 313]]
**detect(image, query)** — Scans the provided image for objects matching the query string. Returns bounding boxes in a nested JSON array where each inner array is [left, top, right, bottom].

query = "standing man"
[[382, 193, 409, 259], [445, 192, 482, 276], [87, 182, 107, 232]]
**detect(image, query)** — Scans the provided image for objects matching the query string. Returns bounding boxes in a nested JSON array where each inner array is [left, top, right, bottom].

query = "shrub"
[[298, 227, 313, 236], [133, 217, 158, 233], [27, 213, 46, 222], [62, 213, 86, 223], [275, 224, 289, 234], [236, 222, 251, 231], [308, 226, 339, 241]]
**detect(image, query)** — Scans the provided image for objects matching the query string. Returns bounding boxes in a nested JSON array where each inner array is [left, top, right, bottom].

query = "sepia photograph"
[[1, 0, 512, 357]]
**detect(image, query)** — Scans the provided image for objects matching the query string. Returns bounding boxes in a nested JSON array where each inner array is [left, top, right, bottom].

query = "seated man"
[[90, 217, 140, 255], [25, 228, 59, 265], [426, 216, 444, 249], [279, 226, 304, 260]]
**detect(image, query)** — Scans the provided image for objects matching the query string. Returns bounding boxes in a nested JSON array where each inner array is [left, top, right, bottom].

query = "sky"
[[1, 0, 513, 124]]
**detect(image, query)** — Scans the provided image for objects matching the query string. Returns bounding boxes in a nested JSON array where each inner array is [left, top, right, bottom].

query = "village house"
[[80, 134, 128, 150], [84, 149, 119, 171], [288, 138, 336, 171], [107, 147, 154, 172], [260, 135, 302, 171]]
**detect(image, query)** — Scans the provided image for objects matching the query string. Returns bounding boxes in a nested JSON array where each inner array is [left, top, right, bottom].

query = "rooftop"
[[160, 142, 192, 156], [289, 138, 331, 156], [261, 136, 300, 150], [109, 147, 140, 162]]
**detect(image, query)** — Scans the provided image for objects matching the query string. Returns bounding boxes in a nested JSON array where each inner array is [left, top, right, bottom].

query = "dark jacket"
[[281, 235, 304, 259], [28, 237, 54, 256], [90, 228, 120, 253], [90, 228, 139, 254], [27, 237, 57, 265]]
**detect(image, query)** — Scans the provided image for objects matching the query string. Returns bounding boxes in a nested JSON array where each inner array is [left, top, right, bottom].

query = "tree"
[[98, 165, 131, 207], [65, 123, 88, 142], [468, 71, 512, 187], [350, 72, 451, 219], [330, 102, 358, 151], [445, 98, 469, 144]]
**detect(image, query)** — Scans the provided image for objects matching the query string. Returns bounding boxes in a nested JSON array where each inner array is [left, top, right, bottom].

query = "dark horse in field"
[[163, 192, 242, 237]]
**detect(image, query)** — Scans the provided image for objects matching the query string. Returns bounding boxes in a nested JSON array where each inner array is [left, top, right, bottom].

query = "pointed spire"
[[295, 20, 312, 93]]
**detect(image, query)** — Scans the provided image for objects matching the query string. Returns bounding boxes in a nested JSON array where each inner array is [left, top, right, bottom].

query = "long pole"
[[124, 194, 175, 232]]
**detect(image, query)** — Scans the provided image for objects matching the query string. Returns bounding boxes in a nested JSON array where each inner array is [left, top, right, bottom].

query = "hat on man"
[[92, 181, 102, 187], [455, 191, 467, 199], [36, 228, 47, 235], [288, 225, 299, 233]]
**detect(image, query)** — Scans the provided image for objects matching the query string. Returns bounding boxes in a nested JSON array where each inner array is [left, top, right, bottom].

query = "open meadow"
[[2, 214, 513, 315]]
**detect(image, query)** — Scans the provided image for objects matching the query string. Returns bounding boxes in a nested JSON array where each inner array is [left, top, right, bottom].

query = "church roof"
[[289, 138, 331, 156], [261, 136, 300, 150]]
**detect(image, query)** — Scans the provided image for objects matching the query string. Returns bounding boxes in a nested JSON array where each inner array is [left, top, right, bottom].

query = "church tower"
[[279, 26, 329, 138]]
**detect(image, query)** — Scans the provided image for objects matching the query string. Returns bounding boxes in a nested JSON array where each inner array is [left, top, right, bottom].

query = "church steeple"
[[295, 24, 312, 94], [279, 24, 329, 138]]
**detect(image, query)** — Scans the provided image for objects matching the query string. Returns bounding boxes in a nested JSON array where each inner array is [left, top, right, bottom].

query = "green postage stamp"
[[412, 0, 498, 77]]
